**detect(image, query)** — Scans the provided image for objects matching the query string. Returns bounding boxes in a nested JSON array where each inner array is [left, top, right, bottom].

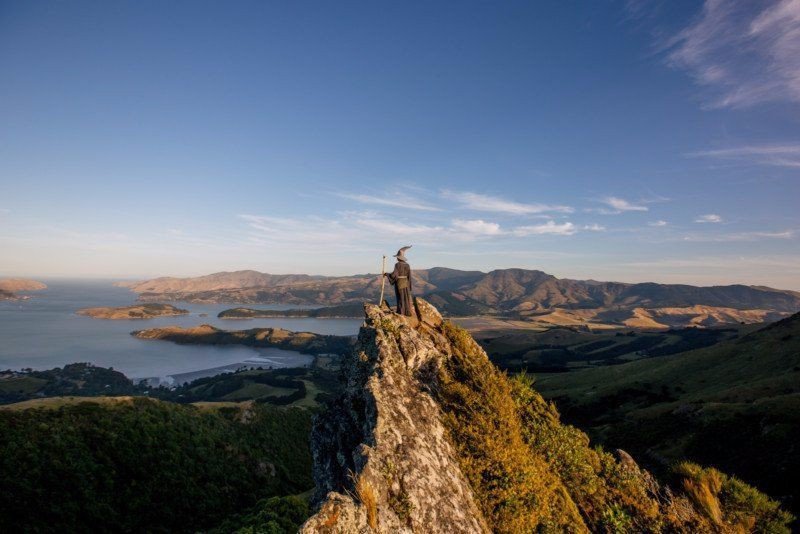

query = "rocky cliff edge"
[[300, 299, 489, 533], [299, 299, 795, 533]]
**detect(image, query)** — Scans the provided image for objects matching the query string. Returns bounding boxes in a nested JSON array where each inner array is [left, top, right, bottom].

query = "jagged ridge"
[[301, 300, 488, 532], [300, 299, 793, 533]]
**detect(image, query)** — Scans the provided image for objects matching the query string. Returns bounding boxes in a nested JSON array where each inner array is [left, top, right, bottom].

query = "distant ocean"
[[0, 280, 362, 384]]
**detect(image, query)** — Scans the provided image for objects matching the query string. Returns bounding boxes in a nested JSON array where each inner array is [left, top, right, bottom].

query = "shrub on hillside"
[[437, 322, 584, 532], [211, 495, 310, 533], [674, 462, 794, 533], [511, 372, 663, 531]]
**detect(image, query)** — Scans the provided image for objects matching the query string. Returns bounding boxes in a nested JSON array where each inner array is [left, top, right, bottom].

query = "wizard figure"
[[384, 245, 414, 316]]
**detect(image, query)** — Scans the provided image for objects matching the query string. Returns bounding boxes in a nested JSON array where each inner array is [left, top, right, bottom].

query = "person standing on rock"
[[384, 246, 414, 316]]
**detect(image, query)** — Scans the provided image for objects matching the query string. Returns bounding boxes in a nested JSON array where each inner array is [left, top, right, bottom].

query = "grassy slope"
[[535, 313, 800, 518], [536, 315, 800, 404], [435, 321, 793, 532], [158, 364, 341, 408], [1, 360, 342, 410], [0, 395, 139, 411], [480, 324, 750, 373], [0, 375, 48, 395], [0, 363, 138, 405]]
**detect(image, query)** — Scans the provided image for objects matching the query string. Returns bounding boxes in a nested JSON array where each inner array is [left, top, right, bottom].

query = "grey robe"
[[386, 259, 414, 316]]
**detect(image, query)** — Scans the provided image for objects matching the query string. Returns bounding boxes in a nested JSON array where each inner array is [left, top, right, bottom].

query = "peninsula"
[[77, 303, 189, 320], [131, 324, 354, 355], [0, 279, 47, 301], [218, 303, 363, 319]]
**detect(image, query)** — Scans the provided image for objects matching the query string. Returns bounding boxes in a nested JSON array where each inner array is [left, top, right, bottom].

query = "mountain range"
[[121, 268, 800, 328]]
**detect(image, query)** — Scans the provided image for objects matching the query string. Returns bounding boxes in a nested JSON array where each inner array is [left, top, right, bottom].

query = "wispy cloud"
[[353, 215, 444, 237], [11, 226, 141, 254], [589, 196, 649, 214], [690, 143, 800, 168], [583, 223, 606, 231], [452, 219, 504, 236], [695, 214, 722, 223], [664, 0, 800, 108], [616, 254, 800, 288], [513, 221, 577, 236], [682, 229, 794, 242], [649, 220, 668, 227], [604, 196, 648, 212], [239, 211, 581, 252], [239, 214, 362, 249], [442, 190, 573, 215], [243, 210, 445, 246], [337, 192, 441, 211], [623, 254, 800, 269]]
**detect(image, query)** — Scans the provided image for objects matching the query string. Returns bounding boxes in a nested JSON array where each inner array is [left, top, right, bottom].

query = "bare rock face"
[[300, 299, 489, 533]]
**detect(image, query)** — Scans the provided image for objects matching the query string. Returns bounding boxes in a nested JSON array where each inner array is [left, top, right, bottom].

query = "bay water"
[[0, 280, 362, 384]]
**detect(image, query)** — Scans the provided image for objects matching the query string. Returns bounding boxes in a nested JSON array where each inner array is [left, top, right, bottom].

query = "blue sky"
[[1, 0, 798, 288]]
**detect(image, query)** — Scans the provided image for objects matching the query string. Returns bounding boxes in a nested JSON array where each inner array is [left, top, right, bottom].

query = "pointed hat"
[[393, 245, 412, 261]]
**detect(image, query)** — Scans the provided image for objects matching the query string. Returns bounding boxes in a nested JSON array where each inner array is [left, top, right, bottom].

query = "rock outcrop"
[[300, 299, 489, 533], [300, 299, 796, 533]]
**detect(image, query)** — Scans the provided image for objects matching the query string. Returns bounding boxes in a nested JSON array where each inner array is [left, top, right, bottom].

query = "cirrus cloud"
[[451, 219, 504, 235], [682, 230, 794, 242], [665, 0, 800, 108], [583, 223, 606, 231], [588, 196, 649, 215], [695, 214, 723, 223], [442, 190, 573, 215], [690, 143, 800, 168], [512, 221, 577, 236], [337, 191, 442, 212]]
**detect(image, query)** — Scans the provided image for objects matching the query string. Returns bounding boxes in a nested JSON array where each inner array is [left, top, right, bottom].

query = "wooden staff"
[[379, 255, 386, 306]]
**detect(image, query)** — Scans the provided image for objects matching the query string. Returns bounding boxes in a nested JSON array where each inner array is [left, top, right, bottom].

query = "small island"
[[77, 303, 190, 320], [218, 303, 364, 319], [0, 279, 47, 301], [132, 324, 354, 355]]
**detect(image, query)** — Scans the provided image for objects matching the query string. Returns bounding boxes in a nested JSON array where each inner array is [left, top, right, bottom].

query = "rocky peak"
[[300, 299, 795, 533], [300, 299, 489, 533]]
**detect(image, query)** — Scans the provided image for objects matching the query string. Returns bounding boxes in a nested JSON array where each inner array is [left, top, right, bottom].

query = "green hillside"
[[0, 362, 342, 409], [0, 309, 796, 532], [535, 312, 800, 519], [0, 363, 137, 404], [0, 398, 314, 533], [480, 324, 751, 372]]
